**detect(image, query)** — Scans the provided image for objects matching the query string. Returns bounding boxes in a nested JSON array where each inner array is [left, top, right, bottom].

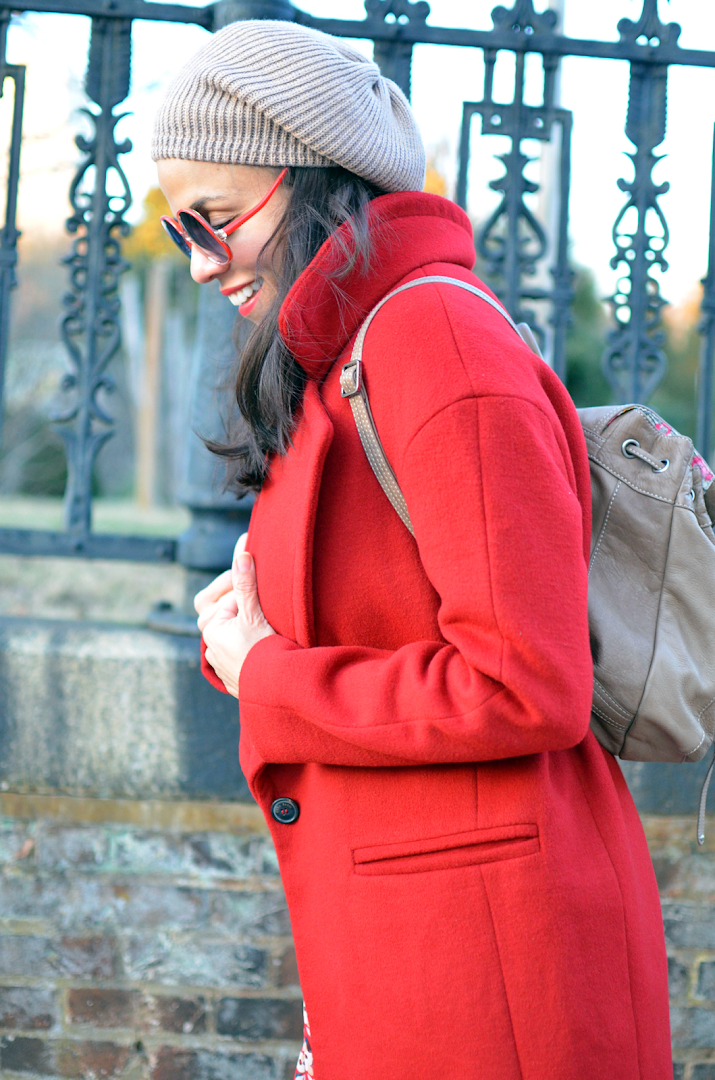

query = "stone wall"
[[3, 579, 715, 1077], [1, 801, 714, 1078], [0, 617, 249, 803], [645, 817, 715, 1078], [0, 794, 300, 1080]]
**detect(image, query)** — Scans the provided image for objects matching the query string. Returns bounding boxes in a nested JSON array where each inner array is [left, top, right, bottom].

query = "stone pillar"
[[151, 282, 253, 633], [176, 281, 253, 575], [167, 0, 303, 617], [211, 0, 297, 30], [0, 612, 301, 1074]]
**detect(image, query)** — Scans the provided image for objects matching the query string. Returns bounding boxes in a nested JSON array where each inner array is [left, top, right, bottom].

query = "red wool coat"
[[203, 192, 671, 1079]]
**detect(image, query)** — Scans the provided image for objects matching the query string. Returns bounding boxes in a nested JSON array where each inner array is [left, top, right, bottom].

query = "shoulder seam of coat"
[[400, 393, 560, 470]]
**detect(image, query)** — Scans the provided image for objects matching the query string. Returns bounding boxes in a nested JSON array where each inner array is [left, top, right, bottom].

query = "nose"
[[189, 246, 228, 285]]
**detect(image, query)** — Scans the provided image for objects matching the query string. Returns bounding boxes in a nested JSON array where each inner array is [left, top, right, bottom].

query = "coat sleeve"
[[237, 394, 593, 767]]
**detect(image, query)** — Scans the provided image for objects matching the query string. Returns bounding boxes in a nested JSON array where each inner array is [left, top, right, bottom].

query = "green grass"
[[0, 497, 191, 537]]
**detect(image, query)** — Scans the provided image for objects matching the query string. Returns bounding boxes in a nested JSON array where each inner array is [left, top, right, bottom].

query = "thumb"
[[232, 548, 263, 622]]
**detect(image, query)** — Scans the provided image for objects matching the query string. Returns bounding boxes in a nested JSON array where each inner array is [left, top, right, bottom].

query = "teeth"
[[227, 281, 259, 307]]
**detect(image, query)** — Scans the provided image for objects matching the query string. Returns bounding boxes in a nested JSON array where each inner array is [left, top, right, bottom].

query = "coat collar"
[[278, 191, 476, 380]]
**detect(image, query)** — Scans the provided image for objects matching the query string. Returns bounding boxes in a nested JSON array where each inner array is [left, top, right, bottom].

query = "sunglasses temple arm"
[[225, 167, 289, 237]]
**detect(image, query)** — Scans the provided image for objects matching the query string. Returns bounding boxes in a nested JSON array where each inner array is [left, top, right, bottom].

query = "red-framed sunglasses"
[[160, 167, 289, 266]]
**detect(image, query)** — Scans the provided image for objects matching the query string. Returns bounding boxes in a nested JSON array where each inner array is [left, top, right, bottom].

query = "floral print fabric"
[[604, 404, 715, 487], [294, 1004, 314, 1078]]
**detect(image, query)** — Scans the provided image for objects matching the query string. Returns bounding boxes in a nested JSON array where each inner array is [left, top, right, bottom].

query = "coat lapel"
[[249, 381, 333, 649]]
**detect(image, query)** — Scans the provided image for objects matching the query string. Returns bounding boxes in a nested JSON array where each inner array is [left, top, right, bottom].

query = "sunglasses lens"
[[177, 212, 230, 264], [161, 217, 191, 257]]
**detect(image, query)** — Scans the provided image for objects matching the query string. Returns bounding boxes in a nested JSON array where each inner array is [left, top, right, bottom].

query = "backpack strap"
[[339, 275, 542, 536]]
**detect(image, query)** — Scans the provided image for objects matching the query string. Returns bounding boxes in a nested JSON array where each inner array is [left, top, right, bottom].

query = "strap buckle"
[[340, 360, 362, 398]]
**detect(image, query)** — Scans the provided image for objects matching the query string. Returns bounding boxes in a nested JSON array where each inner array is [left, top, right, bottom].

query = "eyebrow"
[[189, 195, 231, 212]]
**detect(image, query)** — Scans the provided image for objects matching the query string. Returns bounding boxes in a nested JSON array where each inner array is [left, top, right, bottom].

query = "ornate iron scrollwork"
[[602, 0, 680, 402], [364, 0, 429, 24], [54, 17, 132, 534], [616, 0, 681, 50], [364, 0, 430, 99], [456, 0, 572, 378], [2, 0, 715, 565], [0, 11, 24, 450], [212, 1, 297, 29], [491, 0, 557, 37]]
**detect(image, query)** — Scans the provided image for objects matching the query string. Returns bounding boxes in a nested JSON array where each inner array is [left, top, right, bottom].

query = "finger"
[[196, 568, 233, 608], [213, 589, 239, 622], [194, 569, 232, 614], [204, 647, 236, 699], [232, 549, 265, 623], [204, 645, 221, 682], [197, 600, 222, 633], [200, 590, 238, 639], [194, 569, 233, 613], [195, 535, 247, 612]]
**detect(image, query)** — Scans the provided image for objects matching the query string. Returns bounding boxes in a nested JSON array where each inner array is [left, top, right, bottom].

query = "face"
[[157, 159, 289, 322]]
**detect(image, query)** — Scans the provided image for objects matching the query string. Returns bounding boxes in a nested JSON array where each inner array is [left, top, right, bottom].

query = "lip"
[[238, 287, 262, 317], [220, 281, 254, 297]]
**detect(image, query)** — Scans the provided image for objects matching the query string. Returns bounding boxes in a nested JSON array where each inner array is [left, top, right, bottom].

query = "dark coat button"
[[271, 798, 300, 824]]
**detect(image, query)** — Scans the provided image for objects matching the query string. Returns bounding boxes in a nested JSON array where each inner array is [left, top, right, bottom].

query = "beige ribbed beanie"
[[151, 20, 426, 193]]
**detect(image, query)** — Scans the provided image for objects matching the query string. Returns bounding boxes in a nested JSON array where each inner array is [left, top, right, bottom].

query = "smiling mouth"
[[226, 280, 260, 307]]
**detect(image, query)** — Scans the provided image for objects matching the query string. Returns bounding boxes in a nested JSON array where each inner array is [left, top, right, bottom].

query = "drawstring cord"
[[697, 744, 715, 845], [621, 439, 670, 473]]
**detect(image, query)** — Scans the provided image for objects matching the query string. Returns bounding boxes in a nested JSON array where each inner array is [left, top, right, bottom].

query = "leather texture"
[[582, 404, 715, 763], [346, 277, 715, 769]]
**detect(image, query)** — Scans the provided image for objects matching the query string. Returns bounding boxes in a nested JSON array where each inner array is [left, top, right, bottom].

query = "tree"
[[565, 268, 611, 409], [122, 187, 184, 266]]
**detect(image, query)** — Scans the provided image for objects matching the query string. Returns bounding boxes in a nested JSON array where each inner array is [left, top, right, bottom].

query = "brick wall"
[[645, 816, 715, 1079], [0, 796, 301, 1080], [1, 799, 714, 1078]]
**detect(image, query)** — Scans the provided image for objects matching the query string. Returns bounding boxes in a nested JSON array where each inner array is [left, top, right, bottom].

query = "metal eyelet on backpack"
[[622, 439, 670, 472]]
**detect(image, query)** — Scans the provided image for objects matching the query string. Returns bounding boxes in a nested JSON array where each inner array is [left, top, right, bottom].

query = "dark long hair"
[[207, 165, 386, 494]]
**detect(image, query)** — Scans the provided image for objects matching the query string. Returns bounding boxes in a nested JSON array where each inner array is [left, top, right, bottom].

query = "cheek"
[[231, 221, 281, 277], [232, 235, 263, 270]]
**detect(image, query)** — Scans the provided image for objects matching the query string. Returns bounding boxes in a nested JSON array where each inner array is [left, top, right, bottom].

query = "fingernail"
[[236, 552, 252, 573]]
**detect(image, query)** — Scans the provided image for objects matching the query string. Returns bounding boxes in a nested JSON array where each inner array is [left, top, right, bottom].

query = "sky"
[[1, 0, 715, 308]]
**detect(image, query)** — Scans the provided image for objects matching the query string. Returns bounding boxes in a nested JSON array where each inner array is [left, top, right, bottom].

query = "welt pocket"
[[352, 823, 539, 876]]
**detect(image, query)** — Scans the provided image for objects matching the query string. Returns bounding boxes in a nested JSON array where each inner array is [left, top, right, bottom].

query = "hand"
[[197, 534, 276, 698], [194, 532, 247, 625]]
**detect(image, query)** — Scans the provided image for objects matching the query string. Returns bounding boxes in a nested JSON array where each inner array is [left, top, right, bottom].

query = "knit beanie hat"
[[151, 20, 426, 194]]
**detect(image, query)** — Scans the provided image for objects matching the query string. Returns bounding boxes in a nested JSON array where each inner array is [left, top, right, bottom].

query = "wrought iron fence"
[[0, 0, 714, 575]]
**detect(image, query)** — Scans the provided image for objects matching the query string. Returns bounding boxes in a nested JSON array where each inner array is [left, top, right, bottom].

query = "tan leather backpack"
[[341, 277, 715, 841]]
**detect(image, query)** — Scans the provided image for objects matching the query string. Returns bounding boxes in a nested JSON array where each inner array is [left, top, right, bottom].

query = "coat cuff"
[[238, 633, 302, 700], [236, 635, 415, 767]]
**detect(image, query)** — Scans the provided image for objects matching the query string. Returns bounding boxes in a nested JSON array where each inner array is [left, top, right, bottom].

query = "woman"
[[152, 19, 672, 1079]]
